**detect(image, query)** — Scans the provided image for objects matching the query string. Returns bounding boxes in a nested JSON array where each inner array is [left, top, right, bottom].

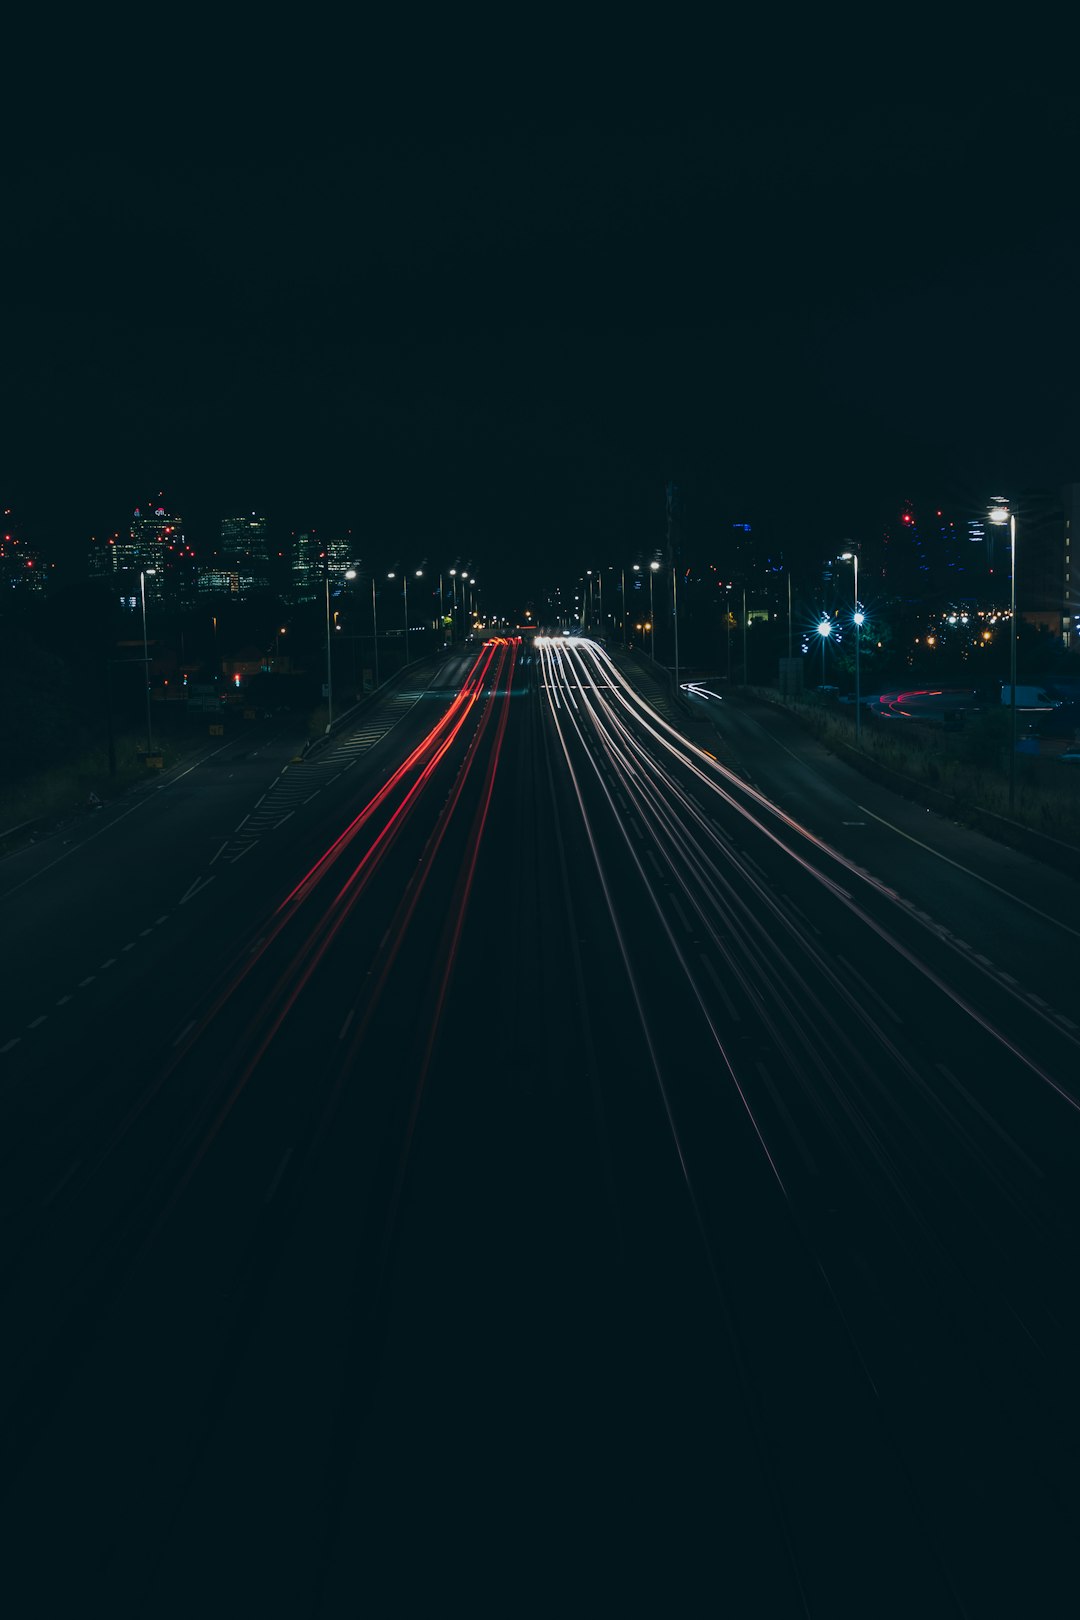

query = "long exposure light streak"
[[542, 638, 1080, 1110]]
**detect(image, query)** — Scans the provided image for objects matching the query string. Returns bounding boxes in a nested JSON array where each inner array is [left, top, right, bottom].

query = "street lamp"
[[816, 615, 832, 686], [989, 501, 1018, 811], [840, 549, 863, 745], [411, 569, 423, 664], [649, 561, 659, 660], [672, 562, 681, 692], [345, 568, 380, 690], [139, 568, 156, 755], [324, 560, 334, 732]]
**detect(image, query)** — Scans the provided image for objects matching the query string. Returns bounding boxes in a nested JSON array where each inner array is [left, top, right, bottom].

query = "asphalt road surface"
[[3, 637, 1080, 1616]]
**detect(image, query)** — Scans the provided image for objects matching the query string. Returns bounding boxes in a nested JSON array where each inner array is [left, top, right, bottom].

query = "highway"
[[3, 636, 1080, 1615]]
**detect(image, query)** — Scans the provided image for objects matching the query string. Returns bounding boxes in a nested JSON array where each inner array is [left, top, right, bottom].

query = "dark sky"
[[5, 45, 1080, 606]]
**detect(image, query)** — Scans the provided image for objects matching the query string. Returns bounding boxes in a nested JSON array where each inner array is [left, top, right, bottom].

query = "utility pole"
[[742, 585, 748, 685]]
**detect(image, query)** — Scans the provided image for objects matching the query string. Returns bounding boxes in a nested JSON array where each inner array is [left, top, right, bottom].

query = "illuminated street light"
[[989, 500, 1018, 811], [649, 561, 659, 660], [816, 615, 832, 687], [840, 548, 863, 745], [345, 566, 380, 688]]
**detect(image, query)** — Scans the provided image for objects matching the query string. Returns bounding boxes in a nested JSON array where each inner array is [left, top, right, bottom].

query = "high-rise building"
[[219, 513, 270, 590], [1, 510, 47, 595], [112, 495, 186, 602], [288, 531, 352, 603]]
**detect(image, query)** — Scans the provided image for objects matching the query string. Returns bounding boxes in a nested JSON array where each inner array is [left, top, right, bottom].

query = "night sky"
[[5, 45, 1080, 606]]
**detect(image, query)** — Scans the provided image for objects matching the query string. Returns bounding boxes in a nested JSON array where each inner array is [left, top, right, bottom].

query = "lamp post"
[[649, 561, 659, 660], [139, 568, 156, 755], [741, 585, 747, 686], [412, 569, 423, 662], [989, 502, 1018, 812], [672, 562, 681, 693], [816, 615, 832, 686], [345, 568, 379, 690], [324, 561, 334, 731], [840, 548, 863, 746]]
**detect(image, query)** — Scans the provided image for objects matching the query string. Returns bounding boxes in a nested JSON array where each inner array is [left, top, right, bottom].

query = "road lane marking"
[[265, 1147, 294, 1204], [27, 1016, 46, 1029], [123, 941, 135, 951], [41, 1159, 82, 1207], [835, 954, 902, 1024], [100, 958, 116, 970], [140, 928, 153, 937], [699, 954, 741, 1021], [78, 976, 95, 987], [180, 875, 216, 905], [172, 1020, 196, 1047], [56, 995, 72, 1005], [1, 1038, 20, 1052], [339, 1009, 355, 1041], [155, 916, 168, 925], [668, 892, 692, 932], [857, 803, 1080, 940]]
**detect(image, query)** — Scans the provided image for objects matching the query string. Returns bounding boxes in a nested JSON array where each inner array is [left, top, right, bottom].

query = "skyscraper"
[[220, 513, 270, 590], [1, 510, 47, 595]]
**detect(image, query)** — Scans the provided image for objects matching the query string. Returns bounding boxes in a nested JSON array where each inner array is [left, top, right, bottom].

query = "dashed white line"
[[339, 1009, 355, 1041], [78, 976, 95, 988], [41, 1159, 82, 1207], [27, 1016, 46, 1029], [100, 958, 116, 970], [668, 892, 692, 933], [173, 1020, 196, 1048], [2, 1038, 21, 1053], [139, 928, 153, 937], [180, 875, 216, 905], [264, 1147, 294, 1204], [234, 814, 250, 832], [1055, 1014, 1078, 1031], [56, 995, 72, 1005]]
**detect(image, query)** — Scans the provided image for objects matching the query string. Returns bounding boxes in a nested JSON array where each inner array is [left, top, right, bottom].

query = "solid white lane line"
[[857, 802, 1080, 941]]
